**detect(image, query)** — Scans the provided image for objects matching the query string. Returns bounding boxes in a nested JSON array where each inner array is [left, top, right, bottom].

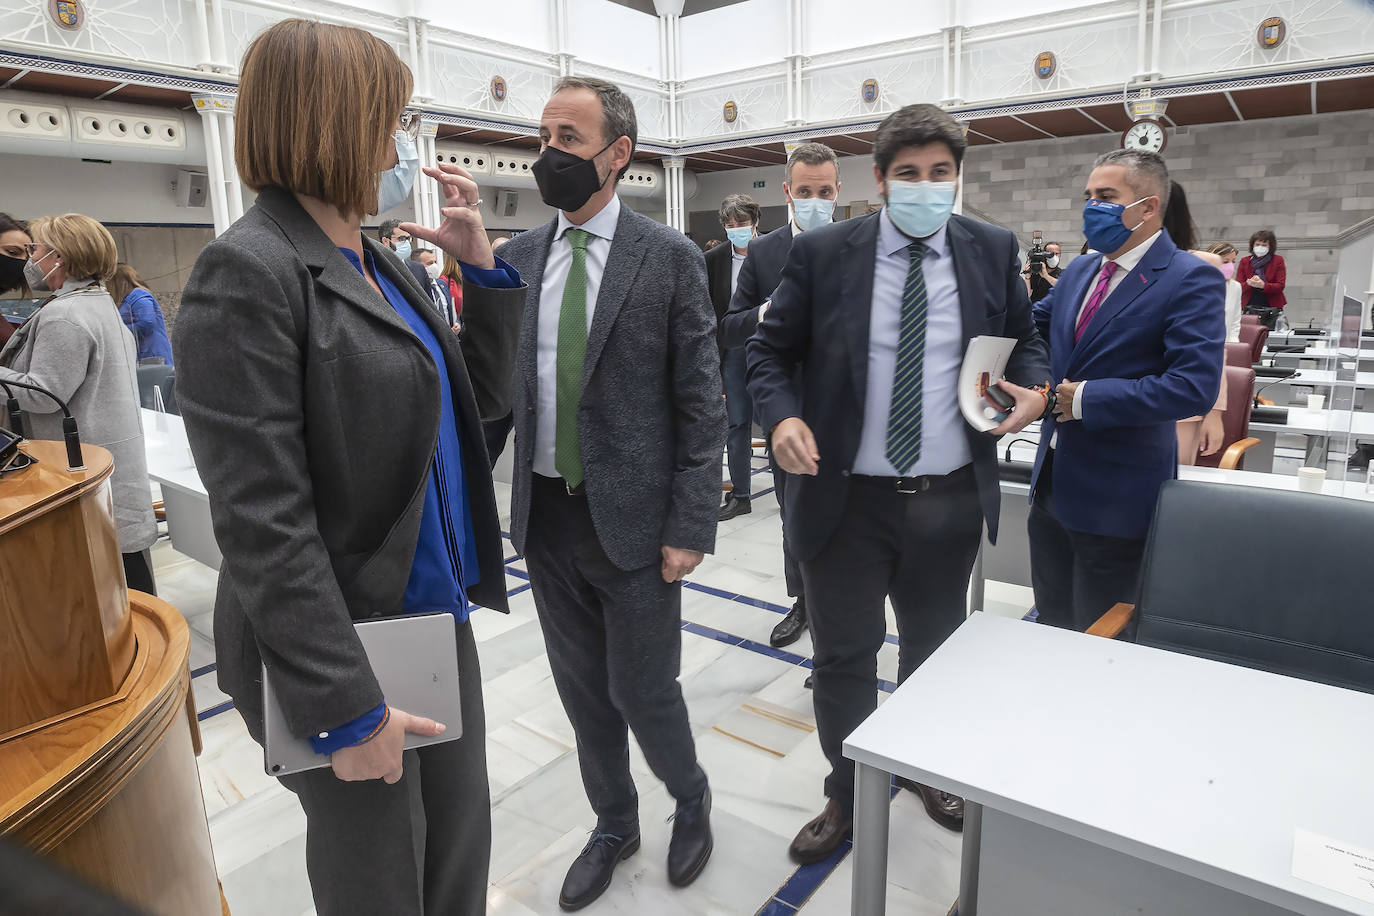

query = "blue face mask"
[[885, 179, 957, 239], [376, 130, 419, 215], [393, 239, 412, 260], [1082, 197, 1149, 255], [725, 226, 754, 249], [791, 197, 834, 232]]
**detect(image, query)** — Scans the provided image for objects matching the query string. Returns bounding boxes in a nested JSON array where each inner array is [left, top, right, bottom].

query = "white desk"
[[141, 408, 221, 570], [844, 612, 1374, 916]]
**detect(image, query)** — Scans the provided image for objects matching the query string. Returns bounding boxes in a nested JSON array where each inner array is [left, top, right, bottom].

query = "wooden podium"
[[0, 440, 224, 915]]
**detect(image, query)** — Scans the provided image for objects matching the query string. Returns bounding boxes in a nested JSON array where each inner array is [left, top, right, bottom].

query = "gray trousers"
[[273, 617, 490, 916], [525, 474, 708, 835]]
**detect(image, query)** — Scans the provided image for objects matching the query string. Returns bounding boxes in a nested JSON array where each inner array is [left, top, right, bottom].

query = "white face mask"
[[1252, 245, 1270, 258], [424, 262, 442, 280], [1047, 255, 1061, 269]]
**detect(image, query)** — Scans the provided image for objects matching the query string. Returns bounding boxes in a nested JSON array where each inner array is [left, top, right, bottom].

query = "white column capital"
[[664, 156, 686, 170]]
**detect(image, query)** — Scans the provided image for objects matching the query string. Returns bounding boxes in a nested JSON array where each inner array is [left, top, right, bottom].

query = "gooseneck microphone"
[[0, 378, 85, 470], [1253, 371, 1299, 407], [0, 381, 23, 438]]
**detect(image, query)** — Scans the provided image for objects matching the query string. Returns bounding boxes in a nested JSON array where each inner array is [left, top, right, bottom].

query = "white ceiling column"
[[192, 94, 236, 236]]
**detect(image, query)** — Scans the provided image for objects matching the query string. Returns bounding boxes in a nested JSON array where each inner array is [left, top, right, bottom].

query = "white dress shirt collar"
[[878, 208, 951, 261], [1102, 229, 1162, 273], [556, 194, 622, 245]]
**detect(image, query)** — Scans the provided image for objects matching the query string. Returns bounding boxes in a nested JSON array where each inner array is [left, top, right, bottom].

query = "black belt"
[[535, 473, 585, 496], [851, 464, 973, 495]]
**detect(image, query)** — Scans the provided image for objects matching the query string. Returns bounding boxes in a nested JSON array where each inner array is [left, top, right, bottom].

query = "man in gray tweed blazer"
[[414, 75, 725, 911]]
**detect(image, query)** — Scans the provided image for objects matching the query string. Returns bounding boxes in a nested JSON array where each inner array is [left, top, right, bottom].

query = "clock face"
[[1122, 119, 1167, 153]]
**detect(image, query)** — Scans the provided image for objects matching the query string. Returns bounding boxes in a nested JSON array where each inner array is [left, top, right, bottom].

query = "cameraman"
[[1024, 239, 1062, 303]]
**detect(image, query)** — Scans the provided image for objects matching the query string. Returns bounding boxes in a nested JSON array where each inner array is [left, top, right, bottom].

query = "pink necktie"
[[1074, 260, 1119, 343]]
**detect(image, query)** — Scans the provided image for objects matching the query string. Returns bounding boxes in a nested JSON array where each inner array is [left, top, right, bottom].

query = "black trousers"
[[524, 475, 708, 835], [1028, 454, 1146, 635], [276, 617, 490, 916], [803, 466, 982, 812], [771, 458, 804, 599], [482, 413, 514, 469], [122, 549, 156, 596]]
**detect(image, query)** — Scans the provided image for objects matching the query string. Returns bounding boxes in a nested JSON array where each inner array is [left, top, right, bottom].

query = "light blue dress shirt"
[[852, 209, 973, 477]]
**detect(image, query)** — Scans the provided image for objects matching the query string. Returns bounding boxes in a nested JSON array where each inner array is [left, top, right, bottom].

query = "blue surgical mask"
[[1082, 197, 1149, 255], [885, 180, 957, 239], [791, 197, 834, 232], [393, 239, 412, 260], [376, 130, 419, 214], [725, 226, 753, 249]]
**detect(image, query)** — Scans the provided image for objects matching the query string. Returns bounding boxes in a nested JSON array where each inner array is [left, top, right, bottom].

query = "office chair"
[[1224, 341, 1252, 369], [135, 364, 178, 415], [1193, 366, 1260, 470], [1238, 322, 1269, 364], [1087, 480, 1374, 695]]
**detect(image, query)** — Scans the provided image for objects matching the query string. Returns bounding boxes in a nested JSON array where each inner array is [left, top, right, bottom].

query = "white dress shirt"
[[1070, 229, 1162, 419], [852, 210, 973, 477], [534, 194, 622, 478]]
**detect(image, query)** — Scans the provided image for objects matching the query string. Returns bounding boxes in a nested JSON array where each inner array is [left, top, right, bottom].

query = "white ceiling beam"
[[1077, 107, 1114, 132], [1310, 82, 1318, 115], [94, 81, 129, 100], [2, 69, 28, 88], [1223, 91, 1245, 121], [1010, 115, 1056, 138]]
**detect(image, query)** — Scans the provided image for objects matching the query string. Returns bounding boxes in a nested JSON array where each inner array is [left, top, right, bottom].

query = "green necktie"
[[555, 228, 591, 487], [886, 241, 928, 473]]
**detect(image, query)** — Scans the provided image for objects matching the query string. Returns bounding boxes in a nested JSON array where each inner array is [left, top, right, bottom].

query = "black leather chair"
[[136, 363, 177, 415], [1089, 480, 1374, 694]]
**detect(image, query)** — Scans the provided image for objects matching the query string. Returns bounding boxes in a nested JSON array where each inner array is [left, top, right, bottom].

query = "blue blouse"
[[310, 248, 520, 755]]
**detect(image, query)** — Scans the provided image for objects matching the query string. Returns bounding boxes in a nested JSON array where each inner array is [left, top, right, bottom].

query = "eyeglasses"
[[400, 111, 422, 143]]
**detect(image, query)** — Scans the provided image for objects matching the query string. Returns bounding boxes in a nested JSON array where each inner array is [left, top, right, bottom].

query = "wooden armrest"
[[153, 498, 166, 522], [186, 674, 203, 756], [1086, 602, 1136, 638], [1218, 437, 1262, 471], [1256, 396, 1274, 406]]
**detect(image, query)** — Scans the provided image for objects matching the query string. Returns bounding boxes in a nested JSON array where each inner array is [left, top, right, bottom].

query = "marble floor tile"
[[197, 708, 278, 817], [191, 671, 229, 713]]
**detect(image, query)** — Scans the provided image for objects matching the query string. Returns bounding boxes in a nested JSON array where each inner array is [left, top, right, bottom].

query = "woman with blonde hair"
[[109, 262, 174, 364], [174, 18, 512, 915], [0, 213, 158, 591], [1206, 241, 1243, 343]]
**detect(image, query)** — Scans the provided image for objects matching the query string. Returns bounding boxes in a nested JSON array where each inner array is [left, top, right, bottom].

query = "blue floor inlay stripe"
[[197, 699, 235, 722], [191, 662, 217, 679], [755, 897, 799, 916], [770, 838, 853, 909]]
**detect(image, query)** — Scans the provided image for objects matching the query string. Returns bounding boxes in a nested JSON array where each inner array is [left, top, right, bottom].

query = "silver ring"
[[472, 198, 483, 208]]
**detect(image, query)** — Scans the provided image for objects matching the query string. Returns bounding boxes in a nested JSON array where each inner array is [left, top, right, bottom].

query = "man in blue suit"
[[1030, 149, 1224, 634], [749, 104, 1050, 862]]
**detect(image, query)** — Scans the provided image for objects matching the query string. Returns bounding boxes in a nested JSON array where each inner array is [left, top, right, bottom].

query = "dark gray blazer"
[[173, 187, 509, 740], [720, 222, 794, 350], [465, 204, 725, 572]]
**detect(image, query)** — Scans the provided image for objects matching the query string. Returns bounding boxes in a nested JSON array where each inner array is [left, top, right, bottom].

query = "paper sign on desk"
[[1292, 827, 1374, 904], [958, 336, 1017, 432]]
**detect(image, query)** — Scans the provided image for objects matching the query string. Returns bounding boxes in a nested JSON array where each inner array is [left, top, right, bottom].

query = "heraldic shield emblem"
[[1035, 51, 1056, 79], [49, 0, 84, 30], [862, 79, 879, 103], [723, 100, 738, 123], [490, 76, 507, 102], [1257, 17, 1286, 49]]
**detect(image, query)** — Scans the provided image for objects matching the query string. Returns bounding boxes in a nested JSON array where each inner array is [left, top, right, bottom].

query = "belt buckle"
[[896, 477, 927, 495]]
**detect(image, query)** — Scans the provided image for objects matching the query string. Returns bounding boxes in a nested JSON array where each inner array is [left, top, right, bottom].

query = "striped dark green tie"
[[555, 228, 590, 487], [886, 241, 928, 473]]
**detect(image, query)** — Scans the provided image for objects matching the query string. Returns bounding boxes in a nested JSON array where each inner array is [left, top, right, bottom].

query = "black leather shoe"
[[558, 829, 641, 911], [803, 672, 814, 689], [788, 799, 852, 864], [895, 777, 964, 832], [667, 787, 713, 887], [719, 494, 752, 521], [770, 598, 808, 647]]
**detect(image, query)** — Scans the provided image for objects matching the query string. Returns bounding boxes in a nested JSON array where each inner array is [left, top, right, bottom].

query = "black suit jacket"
[[747, 211, 1051, 559], [174, 187, 508, 740], [704, 242, 734, 351], [720, 223, 794, 350]]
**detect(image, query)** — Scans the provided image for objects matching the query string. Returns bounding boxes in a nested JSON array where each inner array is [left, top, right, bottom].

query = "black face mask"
[[532, 140, 616, 213], [0, 253, 25, 293]]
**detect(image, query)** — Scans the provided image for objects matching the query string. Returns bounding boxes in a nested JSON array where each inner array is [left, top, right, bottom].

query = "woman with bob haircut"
[[174, 18, 514, 915], [0, 213, 158, 591]]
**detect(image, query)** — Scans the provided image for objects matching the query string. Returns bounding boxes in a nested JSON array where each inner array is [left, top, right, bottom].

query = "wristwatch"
[[1042, 384, 1057, 418]]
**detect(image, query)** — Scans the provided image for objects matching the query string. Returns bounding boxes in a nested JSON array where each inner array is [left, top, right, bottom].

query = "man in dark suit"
[[748, 104, 1051, 863], [423, 76, 724, 911], [706, 193, 761, 521], [720, 142, 842, 648], [1030, 149, 1224, 633]]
